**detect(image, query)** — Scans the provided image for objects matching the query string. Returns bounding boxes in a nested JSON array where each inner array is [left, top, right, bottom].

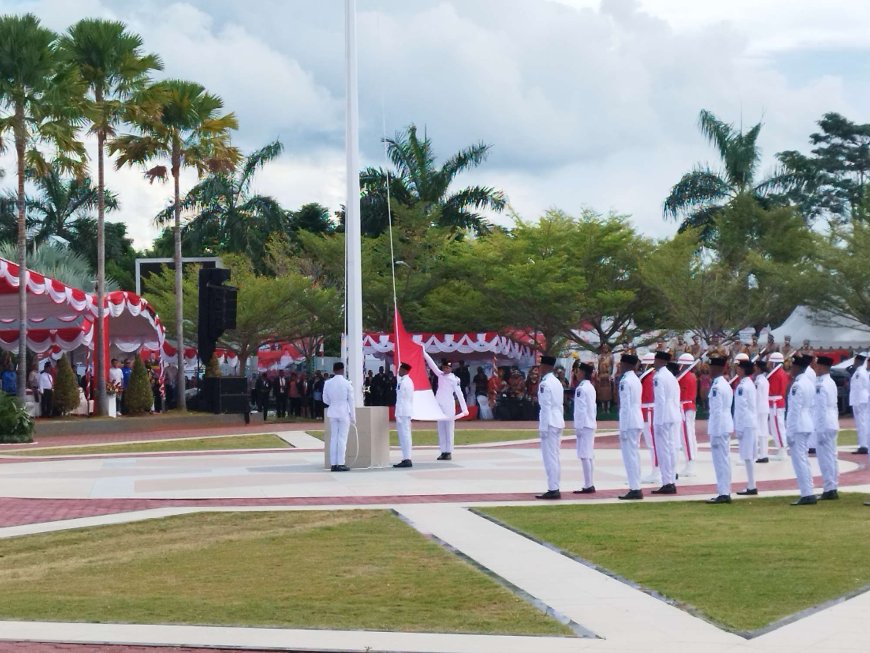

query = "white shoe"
[[681, 462, 696, 477], [641, 471, 662, 484]]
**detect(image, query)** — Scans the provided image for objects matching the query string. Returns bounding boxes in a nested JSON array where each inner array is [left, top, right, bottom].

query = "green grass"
[[482, 494, 870, 632], [0, 511, 571, 636], [308, 428, 543, 446], [839, 428, 857, 447], [1, 434, 288, 457]]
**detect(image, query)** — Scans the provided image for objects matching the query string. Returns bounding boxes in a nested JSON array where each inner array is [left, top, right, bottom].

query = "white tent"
[[771, 305, 870, 348]]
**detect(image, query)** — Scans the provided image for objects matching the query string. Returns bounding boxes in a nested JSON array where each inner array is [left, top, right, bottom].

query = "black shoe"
[[618, 489, 643, 500], [791, 495, 818, 505], [808, 448, 816, 455], [330, 465, 338, 472], [436, 452, 452, 461], [736, 488, 758, 496], [852, 447, 869, 455], [573, 486, 596, 494], [755, 457, 769, 464], [706, 494, 732, 504], [393, 459, 413, 468], [819, 489, 839, 500], [334, 465, 351, 472], [535, 490, 561, 500], [651, 483, 677, 495]]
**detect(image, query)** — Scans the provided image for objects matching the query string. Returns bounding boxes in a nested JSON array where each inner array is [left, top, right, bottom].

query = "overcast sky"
[[1, 0, 868, 249]]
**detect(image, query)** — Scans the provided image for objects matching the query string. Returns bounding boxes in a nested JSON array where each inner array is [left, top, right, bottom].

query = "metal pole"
[[345, 0, 364, 406]]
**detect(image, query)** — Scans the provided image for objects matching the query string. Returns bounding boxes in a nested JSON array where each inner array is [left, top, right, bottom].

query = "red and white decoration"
[[393, 310, 446, 421], [363, 330, 534, 362]]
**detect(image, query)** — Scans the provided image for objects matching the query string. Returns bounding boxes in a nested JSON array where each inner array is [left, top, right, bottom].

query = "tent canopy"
[[771, 305, 870, 349], [363, 330, 534, 363]]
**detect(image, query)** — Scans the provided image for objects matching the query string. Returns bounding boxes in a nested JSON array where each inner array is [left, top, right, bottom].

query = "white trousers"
[[855, 403, 869, 449], [477, 395, 493, 420], [540, 426, 563, 491], [787, 431, 814, 497], [619, 428, 642, 491], [396, 416, 413, 460], [437, 418, 455, 453], [756, 412, 771, 458], [710, 432, 732, 496], [642, 410, 658, 471], [680, 410, 697, 462], [736, 427, 756, 461], [815, 429, 839, 492], [769, 408, 786, 450], [654, 422, 678, 484], [575, 426, 595, 459], [329, 417, 350, 465]]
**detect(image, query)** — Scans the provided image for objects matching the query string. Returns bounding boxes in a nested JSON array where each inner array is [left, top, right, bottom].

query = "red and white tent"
[[363, 330, 534, 363]]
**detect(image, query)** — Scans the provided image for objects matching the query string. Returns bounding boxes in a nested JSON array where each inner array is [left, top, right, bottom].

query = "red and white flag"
[[394, 309, 446, 421]]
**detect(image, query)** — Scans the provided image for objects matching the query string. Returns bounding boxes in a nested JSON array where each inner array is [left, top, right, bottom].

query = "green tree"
[[664, 109, 782, 241], [290, 202, 336, 235], [110, 79, 240, 410], [359, 124, 505, 236], [0, 14, 87, 400], [122, 356, 153, 415], [68, 220, 138, 291], [52, 355, 80, 416]]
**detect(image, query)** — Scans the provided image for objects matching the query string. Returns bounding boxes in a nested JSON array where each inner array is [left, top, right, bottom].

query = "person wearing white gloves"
[[572, 362, 597, 494], [393, 362, 415, 468], [706, 357, 734, 504], [322, 361, 355, 472], [813, 356, 840, 500], [616, 353, 644, 500], [733, 360, 758, 496], [536, 355, 565, 499], [422, 351, 469, 460], [786, 355, 817, 505]]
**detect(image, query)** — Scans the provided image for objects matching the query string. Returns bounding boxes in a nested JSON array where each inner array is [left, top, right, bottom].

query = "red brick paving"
[[0, 643, 306, 652]]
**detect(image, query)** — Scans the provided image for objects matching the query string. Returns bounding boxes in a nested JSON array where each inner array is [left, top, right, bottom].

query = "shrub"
[[0, 394, 34, 443], [123, 357, 153, 416], [53, 356, 81, 416]]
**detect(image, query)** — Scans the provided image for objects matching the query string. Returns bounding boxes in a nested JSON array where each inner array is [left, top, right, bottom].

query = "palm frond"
[[663, 168, 731, 219]]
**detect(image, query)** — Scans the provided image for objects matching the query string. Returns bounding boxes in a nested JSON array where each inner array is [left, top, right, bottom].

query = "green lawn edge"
[[1, 434, 289, 457]]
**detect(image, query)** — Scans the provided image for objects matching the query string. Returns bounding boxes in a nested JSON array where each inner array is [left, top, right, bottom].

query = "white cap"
[[734, 353, 750, 362], [768, 352, 784, 363], [640, 352, 655, 364], [678, 353, 695, 364]]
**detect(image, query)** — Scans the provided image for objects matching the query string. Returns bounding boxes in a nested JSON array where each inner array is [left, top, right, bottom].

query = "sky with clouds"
[[1, 0, 868, 249]]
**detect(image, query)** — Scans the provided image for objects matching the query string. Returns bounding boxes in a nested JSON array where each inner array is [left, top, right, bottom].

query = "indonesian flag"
[[394, 309, 446, 421]]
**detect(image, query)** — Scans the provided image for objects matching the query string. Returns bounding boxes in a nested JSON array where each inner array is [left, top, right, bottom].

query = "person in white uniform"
[[639, 352, 660, 485], [786, 354, 817, 505], [393, 362, 415, 468], [706, 357, 734, 504], [422, 351, 469, 460], [813, 355, 840, 500], [848, 353, 868, 456], [651, 351, 680, 495], [322, 362, 355, 472], [572, 362, 597, 494], [617, 353, 644, 500], [733, 360, 758, 496], [753, 358, 771, 463], [536, 355, 565, 500]]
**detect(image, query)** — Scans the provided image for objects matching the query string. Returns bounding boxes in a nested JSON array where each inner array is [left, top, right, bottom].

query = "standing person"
[[786, 355, 817, 505], [28, 363, 40, 405], [766, 352, 788, 459], [572, 362, 597, 494], [754, 359, 771, 463], [473, 366, 490, 420], [273, 370, 288, 419], [733, 360, 758, 496], [651, 351, 680, 495], [121, 359, 132, 389], [617, 354, 644, 500], [456, 360, 471, 405], [288, 372, 302, 417], [706, 357, 734, 504], [639, 352, 660, 485], [848, 353, 869, 455], [813, 356, 840, 500], [39, 363, 55, 418], [255, 373, 272, 421], [596, 344, 613, 413], [393, 362, 415, 468], [322, 361, 355, 472], [536, 355, 565, 499], [422, 351, 468, 460], [676, 353, 698, 476], [312, 371, 325, 419]]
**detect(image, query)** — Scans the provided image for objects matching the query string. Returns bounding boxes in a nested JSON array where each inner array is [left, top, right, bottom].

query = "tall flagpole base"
[[324, 406, 390, 469]]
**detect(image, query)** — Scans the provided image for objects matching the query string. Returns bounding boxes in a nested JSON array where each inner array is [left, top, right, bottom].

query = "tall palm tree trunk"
[[95, 88, 107, 414], [15, 105, 27, 403], [173, 143, 186, 410]]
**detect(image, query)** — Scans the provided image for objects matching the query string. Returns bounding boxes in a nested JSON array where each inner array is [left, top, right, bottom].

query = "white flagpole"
[[345, 0, 364, 406]]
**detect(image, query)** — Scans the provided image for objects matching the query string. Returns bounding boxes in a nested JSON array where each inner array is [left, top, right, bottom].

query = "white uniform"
[[813, 373, 840, 493], [618, 370, 643, 491], [786, 371, 815, 498], [573, 379, 597, 488], [322, 374, 355, 466], [708, 375, 734, 497], [754, 372, 770, 459], [804, 366, 818, 449], [538, 371, 566, 492], [652, 366, 681, 485], [849, 364, 869, 451], [395, 374, 415, 460], [423, 351, 468, 455], [734, 376, 758, 491]]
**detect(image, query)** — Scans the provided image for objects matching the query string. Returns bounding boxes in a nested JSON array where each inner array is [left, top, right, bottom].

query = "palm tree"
[[60, 18, 162, 414], [664, 109, 781, 241], [110, 79, 240, 410], [359, 124, 506, 236], [0, 14, 87, 400], [156, 140, 288, 270]]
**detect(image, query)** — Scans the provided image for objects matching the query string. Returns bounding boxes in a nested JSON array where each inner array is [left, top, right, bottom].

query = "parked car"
[[829, 367, 850, 415]]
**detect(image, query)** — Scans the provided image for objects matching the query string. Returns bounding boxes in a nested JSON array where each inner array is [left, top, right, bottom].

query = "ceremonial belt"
[[681, 400, 695, 409]]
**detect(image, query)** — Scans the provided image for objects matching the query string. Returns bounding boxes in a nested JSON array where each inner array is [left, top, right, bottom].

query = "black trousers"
[[40, 389, 53, 417], [275, 394, 288, 418]]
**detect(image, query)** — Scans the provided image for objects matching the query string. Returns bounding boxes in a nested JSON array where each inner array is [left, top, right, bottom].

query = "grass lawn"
[[839, 428, 857, 447], [482, 494, 870, 633], [308, 429, 544, 446], [0, 510, 571, 636], [1, 434, 288, 457]]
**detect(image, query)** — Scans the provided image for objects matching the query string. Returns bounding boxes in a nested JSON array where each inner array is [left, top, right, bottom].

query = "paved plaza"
[[0, 423, 868, 652]]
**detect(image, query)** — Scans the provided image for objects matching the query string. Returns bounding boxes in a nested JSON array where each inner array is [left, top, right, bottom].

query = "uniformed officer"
[[707, 357, 734, 504], [848, 353, 869, 456], [639, 352, 660, 484], [536, 355, 565, 500], [393, 362, 415, 468], [733, 360, 758, 496], [423, 351, 469, 460], [753, 358, 771, 463], [786, 354, 817, 505], [676, 353, 699, 476], [572, 362, 597, 494], [813, 356, 840, 500], [651, 351, 680, 495], [322, 361, 355, 472], [766, 352, 788, 459], [617, 353, 644, 500]]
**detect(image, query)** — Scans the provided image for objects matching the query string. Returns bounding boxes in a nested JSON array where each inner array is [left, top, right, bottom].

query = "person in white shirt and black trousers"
[[39, 363, 54, 418]]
